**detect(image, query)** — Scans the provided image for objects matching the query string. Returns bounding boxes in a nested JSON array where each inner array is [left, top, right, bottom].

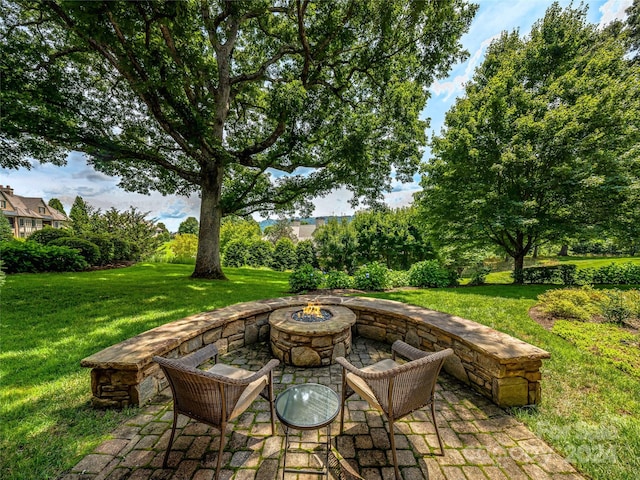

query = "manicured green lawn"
[[481, 256, 640, 284], [0, 263, 290, 480], [367, 287, 640, 480]]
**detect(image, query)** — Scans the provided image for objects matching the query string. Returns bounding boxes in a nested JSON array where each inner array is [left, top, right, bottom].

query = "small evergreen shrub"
[[0, 241, 88, 273], [408, 260, 456, 288], [246, 239, 273, 268], [27, 226, 72, 245], [271, 238, 297, 271], [601, 290, 638, 325], [49, 237, 101, 265], [223, 240, 248, 267], [289, 264, 323, 293], [387, 269, 410, 288], [295, 240, 317, 268], [323, 270, 353, 289], [354, 262, 389, 291]]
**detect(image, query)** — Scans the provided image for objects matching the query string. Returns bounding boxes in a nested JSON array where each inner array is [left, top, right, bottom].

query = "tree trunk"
[[192, 165, 226, 280], [512, 252, 525, 284], [558, 244, 569, 256], [533, 245, 539, 258]]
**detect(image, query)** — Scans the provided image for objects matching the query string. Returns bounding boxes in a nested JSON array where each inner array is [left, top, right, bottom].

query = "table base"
[[281, 423, 332, 479]]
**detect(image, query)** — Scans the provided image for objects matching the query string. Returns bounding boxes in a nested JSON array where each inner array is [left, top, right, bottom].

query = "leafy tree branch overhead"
[[0, 0, 476, 278]]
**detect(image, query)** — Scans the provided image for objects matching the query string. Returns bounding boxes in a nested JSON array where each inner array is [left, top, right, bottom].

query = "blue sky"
[[0, 0, 631, 231]]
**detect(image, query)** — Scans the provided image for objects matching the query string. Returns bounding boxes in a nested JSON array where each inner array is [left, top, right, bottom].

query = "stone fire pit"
[[269, 305, 356, 367]]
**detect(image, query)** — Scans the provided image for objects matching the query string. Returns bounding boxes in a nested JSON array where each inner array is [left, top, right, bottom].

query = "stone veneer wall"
[[81, 295, 549, 409]]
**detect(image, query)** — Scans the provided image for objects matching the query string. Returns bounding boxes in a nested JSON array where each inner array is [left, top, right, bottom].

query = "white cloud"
[[430, 35, 500, 101], [598, 0, 632, 26]]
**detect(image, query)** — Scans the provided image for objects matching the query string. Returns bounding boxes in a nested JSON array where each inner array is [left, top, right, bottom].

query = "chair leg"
[[163, 410, 179, 468], [388, 417, 401, 480], [268, 372, 276, 435], [431, 401, 445, 456], [215, 422, 227, 480], [339, 371, 347, 433]]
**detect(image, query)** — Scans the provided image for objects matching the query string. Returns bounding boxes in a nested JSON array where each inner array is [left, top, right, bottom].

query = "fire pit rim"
[[269, 305, 356, 335]]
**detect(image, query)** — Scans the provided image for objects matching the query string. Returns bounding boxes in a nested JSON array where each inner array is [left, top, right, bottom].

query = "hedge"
[[0, 241, 88, 273]]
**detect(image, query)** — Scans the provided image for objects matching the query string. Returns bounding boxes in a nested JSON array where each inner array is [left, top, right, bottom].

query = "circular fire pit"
[[269, 305, 356, 367]]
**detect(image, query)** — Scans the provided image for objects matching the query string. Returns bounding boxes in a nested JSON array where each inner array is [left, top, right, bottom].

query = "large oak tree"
[[0, 0, 476, 278], [417, 3, 640, 282]]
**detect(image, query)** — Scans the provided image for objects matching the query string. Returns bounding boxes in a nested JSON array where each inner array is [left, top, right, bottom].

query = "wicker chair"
[[336, 341, 453, 479], [153, 344, 279, 480]]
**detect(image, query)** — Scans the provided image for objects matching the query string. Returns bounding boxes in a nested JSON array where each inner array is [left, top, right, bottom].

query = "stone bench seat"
[[81, 295, 550, 409]]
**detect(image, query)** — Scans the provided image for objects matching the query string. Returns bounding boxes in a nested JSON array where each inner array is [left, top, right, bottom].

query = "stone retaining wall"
[[81, 295, 550, 409]]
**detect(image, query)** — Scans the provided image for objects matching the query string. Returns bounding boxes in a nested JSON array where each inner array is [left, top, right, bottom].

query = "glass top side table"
[[275, 383, 340, 478]]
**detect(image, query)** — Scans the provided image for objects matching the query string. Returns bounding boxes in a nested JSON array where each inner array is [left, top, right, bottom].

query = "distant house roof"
[[292, 223, 317, 242], [0, 185, 69, 222]]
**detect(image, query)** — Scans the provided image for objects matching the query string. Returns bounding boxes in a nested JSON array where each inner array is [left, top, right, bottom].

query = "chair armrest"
[[201, 358, 280, 385], [392, 340, 429, 362], [241, 358, 280, 384], [336, 356, 398, 380], [178, 343, 218, 368]]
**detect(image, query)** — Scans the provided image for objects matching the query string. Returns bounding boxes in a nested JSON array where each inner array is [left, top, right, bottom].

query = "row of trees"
[[165, 207, 437, 275]]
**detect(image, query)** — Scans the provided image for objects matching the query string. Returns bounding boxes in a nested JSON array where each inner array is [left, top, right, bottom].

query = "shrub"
[[537, 287, 605, 321], [289, 264, 323, 293], [323, 270, 353, 289], [295, 240, 317, 268], [521, 264, 577, 285], [387, 269, 410, 288], [170, 234, 198, 259], [223, 240, 248, 267], [0, 241, 88, 273], [0, 214, 13, 242], [111, 237, 133, 261], [591, 263, 640, 285], [246, 239, 273, 268], [27, 226, 72, 245], [408, 260, 456, 288], [49, 237, 101, 265], [354, 262, 389, 291], [467, 263, 491, 286], [84, 234, 115, 265], [271, 238, 297, 271], [601, 290, 640, 326]]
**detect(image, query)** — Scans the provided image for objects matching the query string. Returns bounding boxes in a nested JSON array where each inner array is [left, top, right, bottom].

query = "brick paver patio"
[[62, 338, 583, 480]]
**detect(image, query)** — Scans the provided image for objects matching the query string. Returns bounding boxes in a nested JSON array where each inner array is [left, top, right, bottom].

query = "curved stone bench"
[[81, 295, 550, 409]]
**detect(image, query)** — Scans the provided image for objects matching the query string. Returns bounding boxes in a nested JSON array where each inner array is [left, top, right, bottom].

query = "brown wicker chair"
[[336, 341, 453, 479], [153, 344, 279, 480]]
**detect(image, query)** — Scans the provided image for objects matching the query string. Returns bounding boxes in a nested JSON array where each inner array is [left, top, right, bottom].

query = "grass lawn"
[[481, 256, 640, 284], [2, 262, 639, 479], [0, 263, 290, 480], [366, 286, 640, 480]]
